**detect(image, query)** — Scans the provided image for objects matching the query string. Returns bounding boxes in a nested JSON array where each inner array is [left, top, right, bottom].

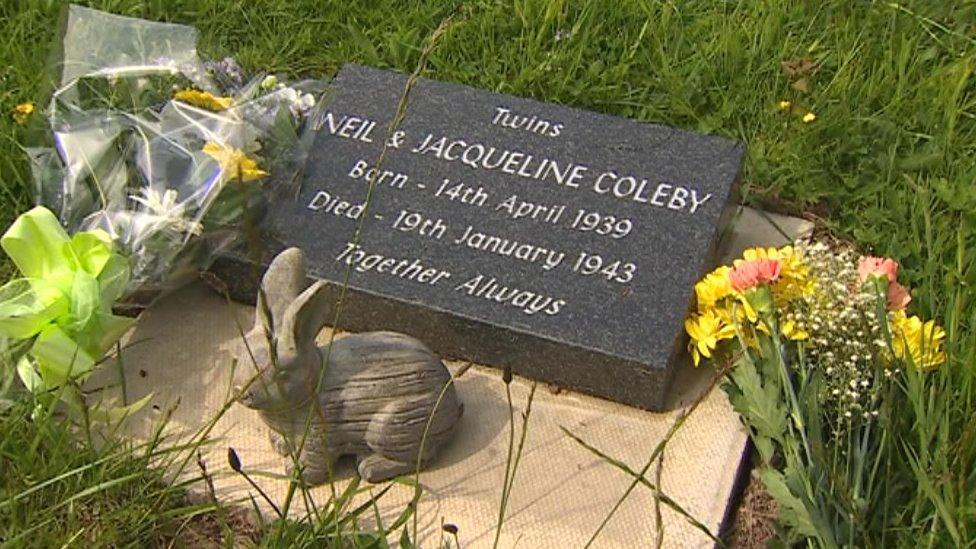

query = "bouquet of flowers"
[[0, 5, 328, 406], [685, 241, 948, 544]]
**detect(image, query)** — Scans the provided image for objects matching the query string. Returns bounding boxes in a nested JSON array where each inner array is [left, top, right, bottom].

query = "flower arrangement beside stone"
[[0, 6, 328, 411], [685, 240, 949, 544]]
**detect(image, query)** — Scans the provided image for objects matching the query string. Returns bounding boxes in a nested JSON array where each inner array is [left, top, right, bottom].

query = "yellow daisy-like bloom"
[[778, 100, 792, 110], [780, 319, 809, 341], [695, 265, 733, 310], [12, 102, 35, 125], [202, 142, 269, 182], [890, 311, 947, 370], [802, 112, 816, 123], [685, 308, 736, 366], [173, 89, 233, 111]]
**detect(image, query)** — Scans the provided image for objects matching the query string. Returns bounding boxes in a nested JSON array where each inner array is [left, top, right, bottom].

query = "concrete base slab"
[[88, 206, 811, 548]]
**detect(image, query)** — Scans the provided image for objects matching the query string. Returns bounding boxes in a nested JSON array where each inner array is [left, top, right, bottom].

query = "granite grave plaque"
[[216, 63, 743, 411]]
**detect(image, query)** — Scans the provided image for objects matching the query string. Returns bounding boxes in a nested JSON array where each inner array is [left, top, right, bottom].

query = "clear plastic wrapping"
[[29, 5, 329, 295]]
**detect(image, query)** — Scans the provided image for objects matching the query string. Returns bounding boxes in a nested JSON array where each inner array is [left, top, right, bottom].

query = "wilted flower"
[[887, 281, 911, 311], [203, 142, 269, 182], [173, 89, 234, 111], [203, 57, 245, 91]]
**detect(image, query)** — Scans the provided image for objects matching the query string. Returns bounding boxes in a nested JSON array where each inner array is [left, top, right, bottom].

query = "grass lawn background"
[[0, 0, 973, 545]]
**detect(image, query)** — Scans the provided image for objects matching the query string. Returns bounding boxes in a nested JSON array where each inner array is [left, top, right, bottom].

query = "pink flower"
[[729, 259, 783, 292], [887, 281, 911, 311], [858, 256, 899, 283]]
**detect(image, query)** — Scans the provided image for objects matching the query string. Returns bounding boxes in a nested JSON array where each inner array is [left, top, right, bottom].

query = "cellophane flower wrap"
[[1, 5, 329, 401], [685, 240, 949, 544], [27, 5, 328, 292]]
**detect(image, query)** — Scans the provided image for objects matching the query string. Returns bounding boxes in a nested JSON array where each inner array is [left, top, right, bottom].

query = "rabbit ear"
[[278, 280, 332, 358], [255, 248, 308, 334]]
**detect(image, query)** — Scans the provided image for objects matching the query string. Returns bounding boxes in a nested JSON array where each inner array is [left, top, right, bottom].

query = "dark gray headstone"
[[214, 63, 743, 411]]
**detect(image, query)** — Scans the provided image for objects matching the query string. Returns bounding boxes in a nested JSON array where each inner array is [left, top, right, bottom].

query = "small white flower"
[[130, 187, 203, 236]]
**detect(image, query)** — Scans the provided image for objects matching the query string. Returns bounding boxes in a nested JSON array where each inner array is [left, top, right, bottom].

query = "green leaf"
[[89, 393, 153, 423], [727, 357, 787, 445], [398, 526, 416, 549], [346, 23, 381, 65], [757, 468, 819, 537]]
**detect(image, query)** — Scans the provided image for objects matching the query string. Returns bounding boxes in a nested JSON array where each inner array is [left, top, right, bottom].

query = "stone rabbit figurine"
[[234, 247, 462, 483]]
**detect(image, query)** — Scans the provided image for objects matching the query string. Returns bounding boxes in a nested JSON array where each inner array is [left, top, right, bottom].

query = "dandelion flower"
[[203, 142, 269, 182], [778, 100, 792, 110], [12, 102, 34, 125], [802, 112, 817, 123], [173, 89, 233, 111]]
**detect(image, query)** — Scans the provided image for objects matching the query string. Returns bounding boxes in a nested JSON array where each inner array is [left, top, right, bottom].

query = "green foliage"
[[0, 396, 198, 547]]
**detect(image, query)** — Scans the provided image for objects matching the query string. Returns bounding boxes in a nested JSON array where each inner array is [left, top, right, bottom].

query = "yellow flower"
[[685, 308, 736, 366], [780, 319, 809, 341], [695, 265, 733, 310], [890, 311, 947, 370], [12, 102, 35, 125], [202, 143, 269, 182], [778, 100, 792, 110], [173, 89, 233, 111], [802, 112, 816, 123]]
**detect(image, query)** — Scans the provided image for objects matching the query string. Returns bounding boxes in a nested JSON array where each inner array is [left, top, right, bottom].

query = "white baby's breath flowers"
[[785, 240, 886, 434]]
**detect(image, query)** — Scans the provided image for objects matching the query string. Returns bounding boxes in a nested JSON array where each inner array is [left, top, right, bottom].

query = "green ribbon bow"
[[0, 206, 134, 393]]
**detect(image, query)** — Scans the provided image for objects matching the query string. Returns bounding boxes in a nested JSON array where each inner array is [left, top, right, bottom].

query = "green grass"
[[0, 0, 974, 546], [0, 396, 207, 546]]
